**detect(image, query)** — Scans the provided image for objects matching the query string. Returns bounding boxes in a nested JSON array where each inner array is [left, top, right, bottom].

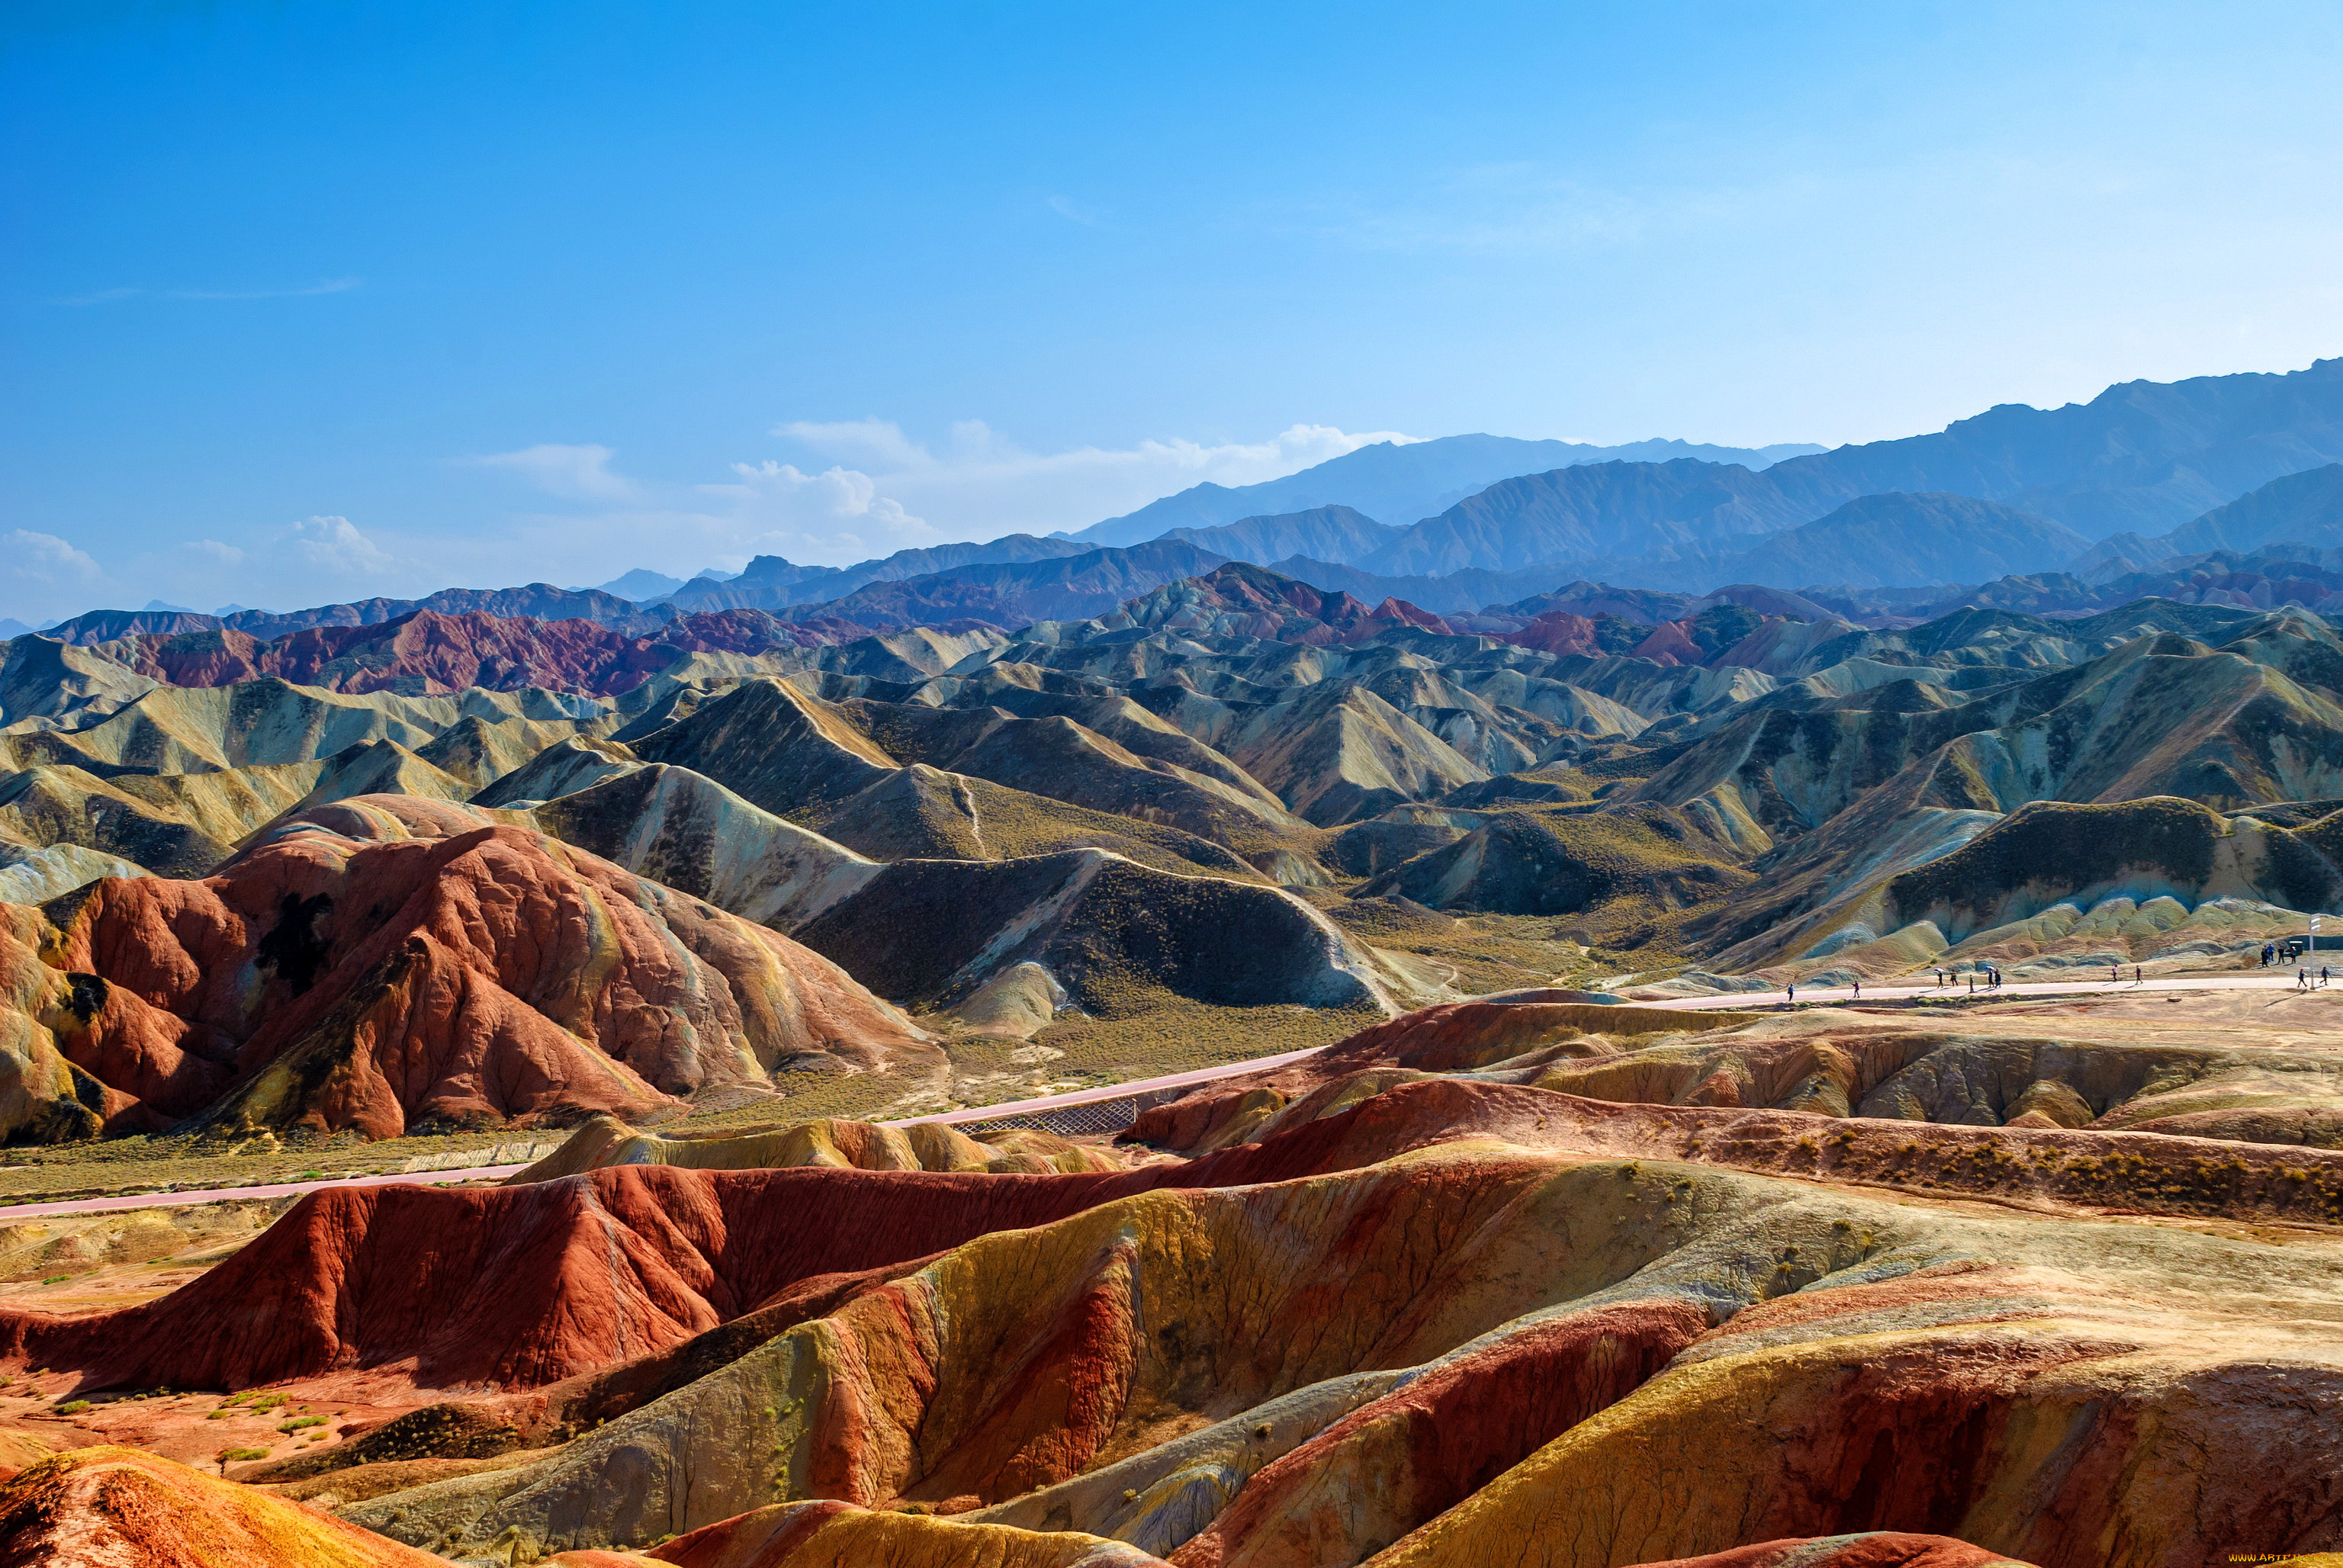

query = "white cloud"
[[2, 530, 102, 584], [772, 421, 934, 473], [13, 419, 1424, 625], [431, 418, 1422, 587], [0, 530, 108, 627], [468, 443, 638, 500], [765, 419, 1420, 544], [285, 516, 398, 577], [698, 462, 943, 560]]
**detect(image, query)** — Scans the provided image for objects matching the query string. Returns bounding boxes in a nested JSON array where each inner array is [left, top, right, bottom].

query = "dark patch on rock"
[[254, 892, 335, 996], [63, 972, 108, 1025]]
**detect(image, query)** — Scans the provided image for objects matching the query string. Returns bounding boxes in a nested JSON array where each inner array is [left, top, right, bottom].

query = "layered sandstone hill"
[[508, 1112, 1129, 1181], [267, 792, 1393, 1039], [78, 606, 914, 698], [0, 806, 932, 1142], [18, 578, 2343, 1149], [0, 997, 2334, 1566], [1075, 561, 1458, 645], [0, 1447, 2025, 1567], [1127, 991, 2343, 1155], [17, 583, 2343, 943], [0, 1446, 445, 1566]]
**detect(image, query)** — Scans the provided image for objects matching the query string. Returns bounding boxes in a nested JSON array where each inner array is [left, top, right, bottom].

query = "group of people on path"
[[2256, 941, 2334, 988], [1774, 946, 2341, 1006]]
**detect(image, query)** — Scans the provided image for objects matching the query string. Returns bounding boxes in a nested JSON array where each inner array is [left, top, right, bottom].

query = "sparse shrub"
[[220, 1447, 268, 1462], [278, 1415, 324, 1431], [55, 1400, 90, 1415]]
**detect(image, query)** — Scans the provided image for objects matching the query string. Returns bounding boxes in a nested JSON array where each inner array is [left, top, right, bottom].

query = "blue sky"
[[5, 1, 2342, 622]]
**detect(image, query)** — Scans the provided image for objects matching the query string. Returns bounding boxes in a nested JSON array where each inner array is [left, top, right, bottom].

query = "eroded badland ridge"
[[2, 361, 2342, 1563]]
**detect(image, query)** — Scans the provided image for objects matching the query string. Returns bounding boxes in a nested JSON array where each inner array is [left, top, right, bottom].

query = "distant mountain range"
[[1257, 556, 1580, 616], [2071, 463, 2343, 579], [657, 533, 1098, 612], [1062, 433, 1828, 545], [1762, 360, 2343, 536], [1565, 493, 2094, 592], [27, 358, 2343, 651], [1158, 503, 1400, 566], [565, 360, 2343, 630], [751, 539, 1233, 634], [1314, 359, 2343, 579]]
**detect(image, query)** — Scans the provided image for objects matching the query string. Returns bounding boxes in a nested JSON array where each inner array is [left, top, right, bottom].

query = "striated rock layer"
[[0, 1017, 2330, 1566], [0, 802, 932, 1141], [0, 1446, 445, 1566], [0, 994, 2337, 1567], [297, 1081, 2336, 1566]]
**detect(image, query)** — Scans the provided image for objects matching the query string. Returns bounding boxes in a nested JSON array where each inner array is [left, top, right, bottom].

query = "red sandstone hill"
[[5, 1065, 2320, 1566], [107, 609, 826, 697], [1497, 609, 1610, 655], [0, 1001, 2333, 1563], [8, 811, 931, 1140], [0, 1447, 2023, 1568]]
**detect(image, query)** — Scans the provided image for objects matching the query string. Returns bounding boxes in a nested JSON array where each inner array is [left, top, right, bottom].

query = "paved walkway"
[[0, 1165, 532, 1221], [1638, 973, 2327, 1010], [0, 1049, 1339, 1219], [885, 1046, 1329, 1129], [4, 972, 2319, 1219]]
